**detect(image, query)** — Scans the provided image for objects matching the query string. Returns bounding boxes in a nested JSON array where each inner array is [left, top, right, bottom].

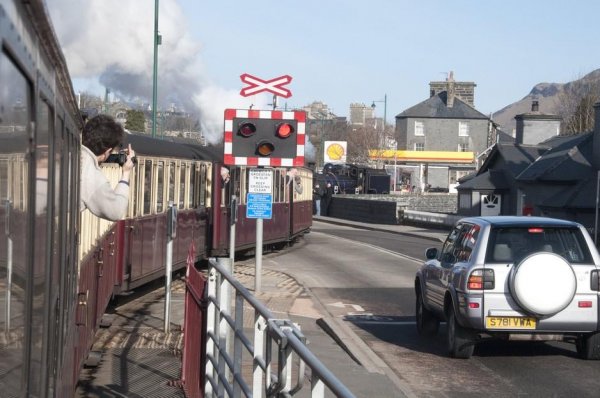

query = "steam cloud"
[[47, 0, 259, 143]]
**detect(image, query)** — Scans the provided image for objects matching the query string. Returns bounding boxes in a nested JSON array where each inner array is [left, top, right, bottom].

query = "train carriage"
[[212, 165, 313, 255], [115, 133, 220, 292], [1, 1, 83, 396], [0, 1, 312, 397]]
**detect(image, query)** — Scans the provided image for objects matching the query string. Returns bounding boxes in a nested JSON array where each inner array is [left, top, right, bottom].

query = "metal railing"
[[204, 258, 355, 398]]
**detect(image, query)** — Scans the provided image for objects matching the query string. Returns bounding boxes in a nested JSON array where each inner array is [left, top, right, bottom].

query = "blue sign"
[[246, 193, 273, 219]]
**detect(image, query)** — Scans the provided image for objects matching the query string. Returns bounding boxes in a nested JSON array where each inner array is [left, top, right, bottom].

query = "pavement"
[[76, 217, 449, 398]]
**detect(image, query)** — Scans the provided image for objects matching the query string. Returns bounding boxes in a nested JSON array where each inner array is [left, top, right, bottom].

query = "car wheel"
[[447, 308, 475, 359], [576, 332, 600, 360], [510, 252, 576, 316], [416, 292, 439, 336]]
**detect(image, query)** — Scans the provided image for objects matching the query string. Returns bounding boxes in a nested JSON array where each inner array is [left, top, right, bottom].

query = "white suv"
[[414, 216, 600, 359]]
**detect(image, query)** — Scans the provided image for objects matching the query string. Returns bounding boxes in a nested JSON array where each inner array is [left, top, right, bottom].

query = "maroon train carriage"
[[1, 1, 83, 396], [212, 164, 314, 256], [78, 133, 313, 395], [0, 2, 313, 397]]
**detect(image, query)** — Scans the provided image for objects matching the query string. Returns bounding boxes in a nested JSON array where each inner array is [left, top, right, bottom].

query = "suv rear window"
[[485, 227, 592, 264]]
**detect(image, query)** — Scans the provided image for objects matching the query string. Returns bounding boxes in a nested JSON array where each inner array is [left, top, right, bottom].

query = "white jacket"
[[80, 145, 129, 220]]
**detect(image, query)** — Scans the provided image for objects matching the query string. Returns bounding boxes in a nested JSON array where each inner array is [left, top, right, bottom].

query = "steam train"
[[316, 163, 391, 194], [0, 1, 312, 396]]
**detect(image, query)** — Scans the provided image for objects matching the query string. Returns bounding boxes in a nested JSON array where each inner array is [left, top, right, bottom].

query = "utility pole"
[[103, 88, 110, 114], [152, 0, 161, 138]]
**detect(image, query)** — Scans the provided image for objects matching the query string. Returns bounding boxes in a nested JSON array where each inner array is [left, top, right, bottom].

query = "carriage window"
[[234, 168, 248, 204], [130, 166, 137, 216], [156, 161, 164, 212], [200, 163, 207, 206], [189, 164, 196, 207], [143, 159, 153, 214], [179, 162, 187, 209], [168, 161, 175, 206], [274, 169, 284, 203], [0, 51, 32, 387]]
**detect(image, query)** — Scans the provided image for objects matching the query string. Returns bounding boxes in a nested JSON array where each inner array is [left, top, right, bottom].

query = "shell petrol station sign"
[[324, 141, 347, 164]]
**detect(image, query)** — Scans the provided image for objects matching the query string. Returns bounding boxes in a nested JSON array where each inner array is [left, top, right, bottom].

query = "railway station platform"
[[75, 218, 446, 397]]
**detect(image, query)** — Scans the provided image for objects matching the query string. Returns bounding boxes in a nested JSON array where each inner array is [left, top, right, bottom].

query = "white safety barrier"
[[205, 258, 356, 398]]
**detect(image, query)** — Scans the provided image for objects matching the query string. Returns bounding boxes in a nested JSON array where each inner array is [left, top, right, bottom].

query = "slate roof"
[[539, 176, 596, 209], [479, 143, 547, 178], [516, 133, 592, 182], [456, 169, 511, 190], [396, 91, 489, 120], [496, 129, 514, 143]]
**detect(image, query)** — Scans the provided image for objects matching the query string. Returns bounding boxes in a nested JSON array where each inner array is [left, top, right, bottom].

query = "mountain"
[[492, 69, 600, 134]]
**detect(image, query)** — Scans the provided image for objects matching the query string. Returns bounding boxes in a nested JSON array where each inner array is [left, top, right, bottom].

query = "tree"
[[556, 78, 600, 135], [125, 109, 146, 132], [345, 123, 387, 165]]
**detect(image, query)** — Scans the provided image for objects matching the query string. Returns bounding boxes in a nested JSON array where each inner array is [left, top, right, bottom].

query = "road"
[[265, 220, 600, 397]]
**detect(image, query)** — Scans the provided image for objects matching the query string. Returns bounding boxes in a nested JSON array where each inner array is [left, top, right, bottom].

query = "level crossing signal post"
[[223, 108, 306, 292]]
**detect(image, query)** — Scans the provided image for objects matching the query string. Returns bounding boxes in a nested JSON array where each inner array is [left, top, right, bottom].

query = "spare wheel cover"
[[511, 252, 576, 316]]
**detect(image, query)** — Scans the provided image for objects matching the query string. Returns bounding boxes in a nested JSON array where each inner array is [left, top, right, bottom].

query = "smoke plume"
[[47, 0, 257, 143]]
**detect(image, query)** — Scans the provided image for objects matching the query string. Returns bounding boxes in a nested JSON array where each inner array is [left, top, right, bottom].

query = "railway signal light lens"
[[238, 122, 256, 137], [276, 123, 294, 138], [226, 110, 305, 164], [256, 140, 275, 156]]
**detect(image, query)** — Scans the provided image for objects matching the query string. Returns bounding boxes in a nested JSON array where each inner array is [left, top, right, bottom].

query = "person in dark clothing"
[[313, 183, 324, 215], [321, 182, 333, 216]]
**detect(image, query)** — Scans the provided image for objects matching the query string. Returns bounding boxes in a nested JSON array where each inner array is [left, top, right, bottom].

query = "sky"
[[47, 0, 600, 143]]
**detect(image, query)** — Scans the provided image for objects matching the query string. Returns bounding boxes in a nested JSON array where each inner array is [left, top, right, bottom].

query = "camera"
[[107, 150, 137, 167]]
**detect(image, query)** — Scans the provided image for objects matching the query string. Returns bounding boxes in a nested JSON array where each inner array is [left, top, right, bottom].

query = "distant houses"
[[371, 72, 495, 193], [457, 101, 600, 235]]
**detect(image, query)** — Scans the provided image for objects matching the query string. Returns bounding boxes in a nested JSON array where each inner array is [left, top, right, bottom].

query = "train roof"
[[123, 132, 223, 161]]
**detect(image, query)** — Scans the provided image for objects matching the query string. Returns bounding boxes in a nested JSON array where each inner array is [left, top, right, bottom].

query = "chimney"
[[531, 100, 539, 112], [446, 71, 455, 108], [594, 102, 600, 170]]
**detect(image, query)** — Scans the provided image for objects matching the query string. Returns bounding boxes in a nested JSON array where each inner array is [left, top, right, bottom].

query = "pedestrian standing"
[[313, 183, 324, 215], [322, 182, 333, 216]]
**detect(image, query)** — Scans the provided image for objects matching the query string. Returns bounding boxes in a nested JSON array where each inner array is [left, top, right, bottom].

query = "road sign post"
[[247, 168, 274, 292]]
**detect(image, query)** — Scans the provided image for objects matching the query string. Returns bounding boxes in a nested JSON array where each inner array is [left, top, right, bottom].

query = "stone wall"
[[326, 193, 458, 225]]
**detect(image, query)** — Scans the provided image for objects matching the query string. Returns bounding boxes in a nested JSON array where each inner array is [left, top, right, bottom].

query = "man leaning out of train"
[[80, 114, 136, 221]]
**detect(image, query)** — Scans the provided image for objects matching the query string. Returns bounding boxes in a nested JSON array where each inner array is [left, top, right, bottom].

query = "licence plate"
[[486, 316, 537, 330]]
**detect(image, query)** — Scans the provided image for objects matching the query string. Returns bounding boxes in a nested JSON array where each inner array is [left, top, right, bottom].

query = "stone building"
[[429, 71, 476, 107], [384, 73, 493, 192], [456, 102, 600, 235]]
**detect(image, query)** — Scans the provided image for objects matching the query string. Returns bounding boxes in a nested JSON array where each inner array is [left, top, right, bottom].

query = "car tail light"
[[468, 269, 495, 290], [578, 301, 593, 308]]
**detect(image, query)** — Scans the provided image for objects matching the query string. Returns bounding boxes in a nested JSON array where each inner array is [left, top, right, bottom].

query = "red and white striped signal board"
[[223, 109, 306, 167]]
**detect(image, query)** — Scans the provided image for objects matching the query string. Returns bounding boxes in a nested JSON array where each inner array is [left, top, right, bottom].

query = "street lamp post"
[[371, 94, 387, 129], [313, 111, 327, 170], [372, 95, 394, 191], [152, 0, 161, 138]]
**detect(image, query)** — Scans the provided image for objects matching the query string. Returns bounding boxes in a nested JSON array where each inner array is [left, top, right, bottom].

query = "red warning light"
[[238, 122, 256, 137], [276, 123, 294, 138]]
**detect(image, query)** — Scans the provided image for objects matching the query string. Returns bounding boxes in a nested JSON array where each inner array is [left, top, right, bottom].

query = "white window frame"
[[458, 122, 469, 137], [414, 121, 424, 136], [414, 142, 425, 151], [458, 143, 469, 152]]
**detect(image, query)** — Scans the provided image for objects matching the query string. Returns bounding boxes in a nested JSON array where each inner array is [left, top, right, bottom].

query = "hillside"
[[492, 69, 600, 134]]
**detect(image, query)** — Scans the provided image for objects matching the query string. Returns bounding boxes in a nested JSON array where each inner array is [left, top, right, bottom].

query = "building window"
[[458, 143, 469, 152], [414, 121, 424, 136], [414, 142, 425, 151], [459, 122, 469, 136]]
